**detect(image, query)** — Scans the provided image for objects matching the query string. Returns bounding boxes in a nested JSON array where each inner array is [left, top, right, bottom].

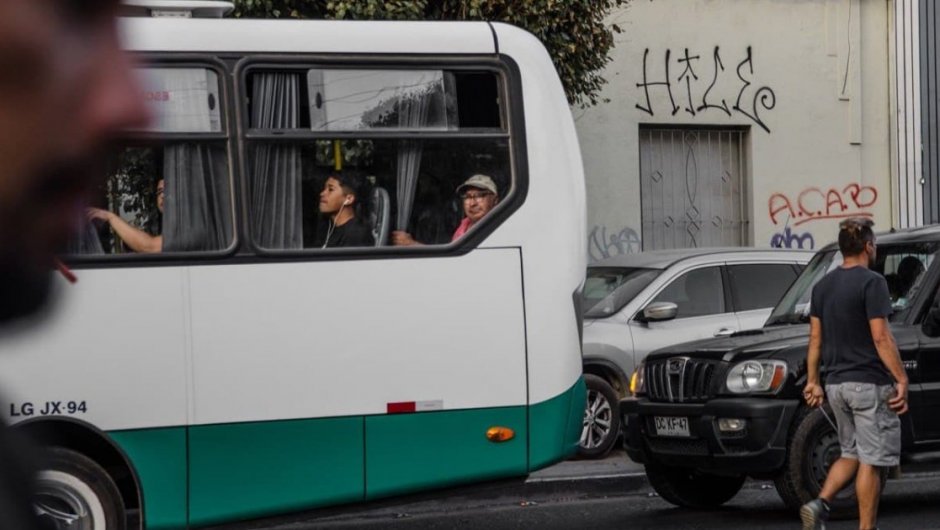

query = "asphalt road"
[[218, 457, 940, 529], [290, 479, 940, 530]]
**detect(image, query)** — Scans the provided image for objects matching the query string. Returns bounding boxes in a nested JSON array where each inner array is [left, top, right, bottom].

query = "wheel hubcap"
[[580, 389, 613, 450], [34, 480, 94, 530]]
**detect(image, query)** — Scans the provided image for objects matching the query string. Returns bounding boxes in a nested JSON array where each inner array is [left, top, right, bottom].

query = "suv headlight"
[[725, 360, 787, 394], [630, 362, 646, 396]]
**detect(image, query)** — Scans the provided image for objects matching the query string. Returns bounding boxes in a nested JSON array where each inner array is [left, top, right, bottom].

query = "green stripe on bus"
[[109, 427, 187, 530], [187, 416, 364, 527], [364, 377, 584, 498], [105, 379, 583, 528], [529, 375, 586, 470], [364, 406, 528, 499]]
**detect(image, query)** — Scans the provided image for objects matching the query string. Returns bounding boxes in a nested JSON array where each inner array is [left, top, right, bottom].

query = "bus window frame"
[[64, 55, 241, 266], [234, 54, 529, 260], [63, 53, 530, 268]]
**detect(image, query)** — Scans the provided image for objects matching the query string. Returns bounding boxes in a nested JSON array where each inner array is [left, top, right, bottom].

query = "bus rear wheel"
[[34, 447, 125, 530]]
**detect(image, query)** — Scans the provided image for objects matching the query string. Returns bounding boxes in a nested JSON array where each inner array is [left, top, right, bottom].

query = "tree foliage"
[[232, 0, 627, 107]]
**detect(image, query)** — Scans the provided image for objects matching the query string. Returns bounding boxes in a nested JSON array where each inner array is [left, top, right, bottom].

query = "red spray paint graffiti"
[[768, 183, 877, 227]]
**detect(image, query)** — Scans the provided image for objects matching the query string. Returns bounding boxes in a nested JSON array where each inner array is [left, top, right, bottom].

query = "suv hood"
[[645, 325, 810, 364]]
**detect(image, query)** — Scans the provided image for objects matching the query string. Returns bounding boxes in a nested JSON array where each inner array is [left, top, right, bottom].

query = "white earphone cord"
[[322, 202, 349, 249]]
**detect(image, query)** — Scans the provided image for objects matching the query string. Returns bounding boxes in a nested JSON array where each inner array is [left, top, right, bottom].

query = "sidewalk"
[[528, 449, 644, 482], [521, 449, 649, 497]]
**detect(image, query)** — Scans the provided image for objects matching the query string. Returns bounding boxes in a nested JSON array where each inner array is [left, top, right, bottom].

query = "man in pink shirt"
[[392, 174, 499, 246]]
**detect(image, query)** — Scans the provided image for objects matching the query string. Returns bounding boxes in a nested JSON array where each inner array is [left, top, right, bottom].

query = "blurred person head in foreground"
[[0, 2, 147, 528], [0, 0, 147, 324]]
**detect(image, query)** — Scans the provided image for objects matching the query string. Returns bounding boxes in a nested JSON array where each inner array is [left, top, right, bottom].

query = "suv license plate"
[[654, 416, 690, 437]]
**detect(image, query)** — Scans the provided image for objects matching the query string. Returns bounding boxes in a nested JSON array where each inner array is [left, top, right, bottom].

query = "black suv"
[[622, 227, 940, 512]]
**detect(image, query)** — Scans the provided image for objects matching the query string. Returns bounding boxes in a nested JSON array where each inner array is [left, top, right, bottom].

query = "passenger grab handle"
[[714, 328, 737, 337]]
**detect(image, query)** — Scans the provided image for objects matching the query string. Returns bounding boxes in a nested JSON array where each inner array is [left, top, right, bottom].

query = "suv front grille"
[[645, 357, 717, 403]]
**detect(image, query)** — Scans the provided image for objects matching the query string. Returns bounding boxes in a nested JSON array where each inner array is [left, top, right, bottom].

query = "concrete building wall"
[[576, 0, 893, 262]]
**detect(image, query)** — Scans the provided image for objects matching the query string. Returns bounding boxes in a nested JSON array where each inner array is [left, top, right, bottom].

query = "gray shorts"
[[825, 382, 901, 467]]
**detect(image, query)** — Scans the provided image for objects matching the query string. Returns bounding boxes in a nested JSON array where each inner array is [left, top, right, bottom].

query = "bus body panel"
[[487, 23, 588, 468], [188, 417, 364, 526], [187, 248, 527, 424], [488, 23, 587, 405], [0, 269, 189, 430], [110, 427, 188, 530], [106, 383, 584, 529], [185, 247, 528, 525], [364, 405, 527, 499], [528, 375, 586, 469]]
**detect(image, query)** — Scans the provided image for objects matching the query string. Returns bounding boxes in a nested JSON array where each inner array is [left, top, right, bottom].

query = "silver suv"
[[579, 248, 811, 458]]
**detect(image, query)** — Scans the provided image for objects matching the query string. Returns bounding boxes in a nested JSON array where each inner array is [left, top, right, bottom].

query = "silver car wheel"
[[581, 388, 613, 449], [578, 374, 621, 458]]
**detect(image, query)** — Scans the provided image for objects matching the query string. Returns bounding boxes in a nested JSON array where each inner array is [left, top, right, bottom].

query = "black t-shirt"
[[317, 219, 375, 248], [810, 265, 893, 385]]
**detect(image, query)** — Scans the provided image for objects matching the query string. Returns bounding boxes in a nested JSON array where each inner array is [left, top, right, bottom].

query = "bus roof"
[[119, 17, 499, 55]]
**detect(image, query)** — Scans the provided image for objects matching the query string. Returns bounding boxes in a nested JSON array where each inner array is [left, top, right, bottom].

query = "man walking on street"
[[801, 218, 909, 530]]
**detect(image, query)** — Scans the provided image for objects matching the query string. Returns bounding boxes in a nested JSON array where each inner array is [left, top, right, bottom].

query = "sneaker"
[[800, 498, 829, 530]]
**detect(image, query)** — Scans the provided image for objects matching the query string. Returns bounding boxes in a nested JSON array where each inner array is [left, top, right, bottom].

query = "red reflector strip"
[[386, 400, 444, 414], [387, 402, 416, 414]]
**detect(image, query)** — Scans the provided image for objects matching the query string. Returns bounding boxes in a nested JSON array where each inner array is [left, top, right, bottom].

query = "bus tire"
[[645, 460, 745, 508], [578, 374, 620, 459], [34, 447, 126, 530]]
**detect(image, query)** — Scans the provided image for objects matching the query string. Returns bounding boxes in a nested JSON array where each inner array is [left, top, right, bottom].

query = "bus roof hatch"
[[121, 0, 235, 18]]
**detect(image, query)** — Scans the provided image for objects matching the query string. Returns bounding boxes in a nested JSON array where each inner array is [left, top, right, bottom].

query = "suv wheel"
[[645, 460, 746, 508], [774, 406, 886, 518], [578, 374, 620, 459]]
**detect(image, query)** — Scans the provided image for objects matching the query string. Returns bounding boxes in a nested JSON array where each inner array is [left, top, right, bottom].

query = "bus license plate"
[[654, 416, 690, 437]]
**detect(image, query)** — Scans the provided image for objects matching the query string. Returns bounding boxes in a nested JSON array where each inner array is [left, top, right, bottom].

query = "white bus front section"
[[0, 19, 586, 528]]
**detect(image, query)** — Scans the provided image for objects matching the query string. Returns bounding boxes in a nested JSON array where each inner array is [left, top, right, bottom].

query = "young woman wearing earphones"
[[316, 171, 375, 248]]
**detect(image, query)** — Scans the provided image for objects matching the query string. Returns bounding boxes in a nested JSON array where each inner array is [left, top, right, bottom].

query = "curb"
[[522, 472, 650, 499]]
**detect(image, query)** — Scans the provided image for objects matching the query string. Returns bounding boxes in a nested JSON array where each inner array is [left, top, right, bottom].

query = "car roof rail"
[[121, 0, 235, 18]]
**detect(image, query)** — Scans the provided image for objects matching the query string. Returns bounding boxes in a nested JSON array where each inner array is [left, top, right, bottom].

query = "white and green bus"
[[1, 2, 587, 528]]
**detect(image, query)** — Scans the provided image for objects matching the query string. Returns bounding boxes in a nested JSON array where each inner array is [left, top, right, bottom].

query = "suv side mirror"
[[642, 302, 678, 322]]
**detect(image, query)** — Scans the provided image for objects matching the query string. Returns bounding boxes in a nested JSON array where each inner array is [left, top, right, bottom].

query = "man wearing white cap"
[[392, 174, 499, 246]]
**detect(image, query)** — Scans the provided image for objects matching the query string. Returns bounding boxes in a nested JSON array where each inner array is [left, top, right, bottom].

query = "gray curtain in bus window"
[[67, 220, 104, 255], [249, 72, 303, 249], [162, 144, 232, 252], [395, 96, 431, 230]]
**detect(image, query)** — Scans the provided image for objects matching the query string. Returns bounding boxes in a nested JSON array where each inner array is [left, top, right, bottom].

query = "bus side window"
[[68, 67, 234, 257], [82, 146, 163, 255], [75, 142, 233, 256], [245, 67, 508, 252]]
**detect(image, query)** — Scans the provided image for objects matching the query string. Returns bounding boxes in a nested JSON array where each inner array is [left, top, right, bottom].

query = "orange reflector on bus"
[[486, 426, 515, 443]]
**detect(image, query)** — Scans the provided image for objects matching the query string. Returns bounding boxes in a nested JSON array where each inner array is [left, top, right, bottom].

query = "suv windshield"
[[765, 242, 939, 326], [584, 267, 661, 318]]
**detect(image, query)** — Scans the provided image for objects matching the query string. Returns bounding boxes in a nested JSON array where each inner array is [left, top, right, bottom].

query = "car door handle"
[[714, 328, 737, 337]]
